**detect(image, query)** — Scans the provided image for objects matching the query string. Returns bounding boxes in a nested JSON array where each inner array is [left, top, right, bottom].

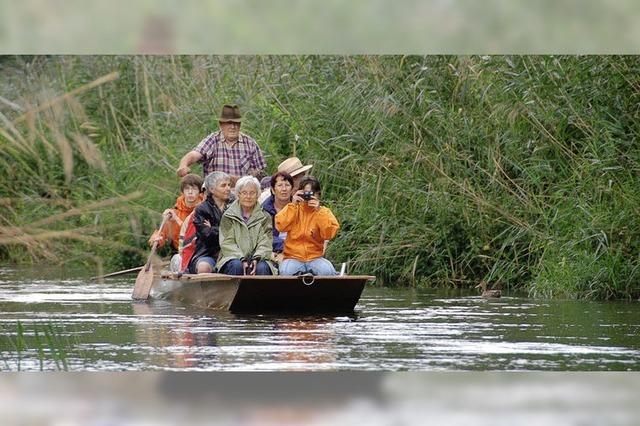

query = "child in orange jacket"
[[149, 173, 204, 252], [275, 176, 339, 276]]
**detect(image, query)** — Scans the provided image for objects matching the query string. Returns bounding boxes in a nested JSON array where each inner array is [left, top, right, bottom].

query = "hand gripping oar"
[[132, 214, 169, 300]]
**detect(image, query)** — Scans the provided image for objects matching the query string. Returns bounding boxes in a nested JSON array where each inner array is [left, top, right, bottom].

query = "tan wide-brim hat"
[[277, 157, 313, 177], [218, 104, 242, 123]]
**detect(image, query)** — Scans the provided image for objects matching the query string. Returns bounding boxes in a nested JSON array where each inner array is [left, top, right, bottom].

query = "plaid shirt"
[[194, 131, 266, 177]]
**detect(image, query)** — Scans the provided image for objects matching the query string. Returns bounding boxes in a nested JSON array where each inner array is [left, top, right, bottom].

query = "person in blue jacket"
[[261, 171, 294, 265]]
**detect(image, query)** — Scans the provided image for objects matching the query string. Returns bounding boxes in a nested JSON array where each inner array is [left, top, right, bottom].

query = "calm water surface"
[[0, 266, 638, 371]]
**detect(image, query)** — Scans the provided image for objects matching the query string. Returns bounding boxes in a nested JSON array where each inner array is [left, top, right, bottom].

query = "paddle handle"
[[90, 266, 143, 281], [145, 214, 170, 271]]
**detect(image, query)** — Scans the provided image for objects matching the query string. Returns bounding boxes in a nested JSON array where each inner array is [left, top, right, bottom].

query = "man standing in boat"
[[176, 104, 266, 184]]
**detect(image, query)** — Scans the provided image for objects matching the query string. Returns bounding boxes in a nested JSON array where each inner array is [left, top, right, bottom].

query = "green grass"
[[1, 55, 640, 300], [0, 321, 69, 371]]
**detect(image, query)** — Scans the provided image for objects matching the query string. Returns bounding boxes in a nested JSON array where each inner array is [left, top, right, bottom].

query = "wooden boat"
[[150, 271, 375, 313]]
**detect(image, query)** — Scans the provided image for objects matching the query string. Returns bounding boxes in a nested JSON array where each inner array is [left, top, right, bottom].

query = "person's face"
[[272, 176, 292, 202], [238, 185, 259, 210], [220, 121, 240, 141], [302, 183, 320, 200], [211, 178, 231, 202], [182, 185, 200, 204], [292, 172, 307, 190]]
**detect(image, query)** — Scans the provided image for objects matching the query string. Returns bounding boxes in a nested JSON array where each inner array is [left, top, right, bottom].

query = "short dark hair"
[[260, 176, 271, 191], [180, 173, 204, 192], [298, 176, 321, 194], [270, 171, 294, 189]]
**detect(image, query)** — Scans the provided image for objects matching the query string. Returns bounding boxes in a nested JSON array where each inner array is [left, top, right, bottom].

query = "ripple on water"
[[0, 273, 639, 371]]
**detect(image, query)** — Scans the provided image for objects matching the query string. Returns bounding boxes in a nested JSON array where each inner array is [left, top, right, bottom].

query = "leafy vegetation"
[[1, 55, 639, 300]]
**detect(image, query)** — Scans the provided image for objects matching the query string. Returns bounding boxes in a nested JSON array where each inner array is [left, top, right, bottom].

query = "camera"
[[301, 191, 315, 201]]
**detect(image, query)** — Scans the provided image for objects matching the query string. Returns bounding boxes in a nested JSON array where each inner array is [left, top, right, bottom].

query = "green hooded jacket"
[[217, 199, 277, 274]]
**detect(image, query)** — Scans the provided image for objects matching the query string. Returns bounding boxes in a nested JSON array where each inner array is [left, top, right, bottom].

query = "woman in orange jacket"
[[275, 176, 339, 276]]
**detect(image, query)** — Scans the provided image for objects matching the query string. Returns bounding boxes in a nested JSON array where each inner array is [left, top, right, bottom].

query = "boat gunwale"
[[159, 272, 376, 283]]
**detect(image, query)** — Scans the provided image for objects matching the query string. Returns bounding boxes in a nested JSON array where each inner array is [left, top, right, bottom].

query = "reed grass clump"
[[1, 55, 639, 300], [0, 321, 69, 371]]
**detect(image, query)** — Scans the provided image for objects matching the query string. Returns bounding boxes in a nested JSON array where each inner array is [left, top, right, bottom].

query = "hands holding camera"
[[292, 190, 320, 210]]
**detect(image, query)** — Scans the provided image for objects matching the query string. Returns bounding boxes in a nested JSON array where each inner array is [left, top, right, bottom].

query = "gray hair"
[[235, 175, 261, 196], [203, 171, 230, 191]]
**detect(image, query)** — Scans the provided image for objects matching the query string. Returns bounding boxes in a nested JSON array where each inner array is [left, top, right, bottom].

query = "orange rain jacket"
[[149, 194, 204, 251], [275, 202, 339, 262]]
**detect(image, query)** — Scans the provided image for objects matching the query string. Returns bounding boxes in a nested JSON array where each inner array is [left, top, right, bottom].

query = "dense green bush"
[[1, 55, 639, 300]]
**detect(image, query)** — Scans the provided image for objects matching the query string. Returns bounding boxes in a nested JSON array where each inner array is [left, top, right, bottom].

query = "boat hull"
[[150, 273, 374, 313]]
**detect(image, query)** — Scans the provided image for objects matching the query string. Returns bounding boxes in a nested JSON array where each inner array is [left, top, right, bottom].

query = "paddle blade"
[[131, 264, 155, 300]]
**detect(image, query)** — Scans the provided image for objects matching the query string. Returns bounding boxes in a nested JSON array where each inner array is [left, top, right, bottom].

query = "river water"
[[0, 266, 639, 371]]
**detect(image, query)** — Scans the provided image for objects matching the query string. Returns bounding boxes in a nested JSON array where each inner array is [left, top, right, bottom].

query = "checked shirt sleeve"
[[194, 133, 217, 161], [249, 138, 267, 172]]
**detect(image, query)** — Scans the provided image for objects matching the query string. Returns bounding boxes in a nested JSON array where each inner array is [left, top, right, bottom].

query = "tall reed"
[[1, 55, 639, 300], [0, 321, 69, 371]]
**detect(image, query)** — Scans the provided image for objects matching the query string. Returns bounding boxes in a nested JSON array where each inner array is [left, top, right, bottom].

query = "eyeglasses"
[[222, 121, 240, 127], [238, 191, 257, 198]]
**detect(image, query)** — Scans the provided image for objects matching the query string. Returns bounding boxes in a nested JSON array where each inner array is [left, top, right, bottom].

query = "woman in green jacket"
[[217, 176, 277, 275]]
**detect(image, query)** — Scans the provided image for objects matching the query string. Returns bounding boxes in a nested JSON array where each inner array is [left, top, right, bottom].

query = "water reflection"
[[131, 302, 344, 370], [132, 303, 221, 369], [0, 267, 639, 371], [272, 319, 337, 368]]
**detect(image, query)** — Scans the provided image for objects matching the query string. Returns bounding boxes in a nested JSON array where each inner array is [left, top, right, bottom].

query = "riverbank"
[[1, 55, 639, 300]]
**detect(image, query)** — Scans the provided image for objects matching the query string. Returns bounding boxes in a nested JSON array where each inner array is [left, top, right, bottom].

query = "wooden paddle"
[[90, 266, 143, 281], [90, 259, 171, 281], [132, 214, 169, 300]]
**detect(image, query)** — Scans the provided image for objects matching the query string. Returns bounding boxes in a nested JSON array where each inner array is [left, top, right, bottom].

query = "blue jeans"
[[190, 256, 216, 274], [280, 257, 337, 276], [220, 259, 272, 276]]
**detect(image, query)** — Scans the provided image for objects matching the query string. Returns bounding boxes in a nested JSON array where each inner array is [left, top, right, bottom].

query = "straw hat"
[[277, 157, 313, 177], [217, 104, 242, 123]]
